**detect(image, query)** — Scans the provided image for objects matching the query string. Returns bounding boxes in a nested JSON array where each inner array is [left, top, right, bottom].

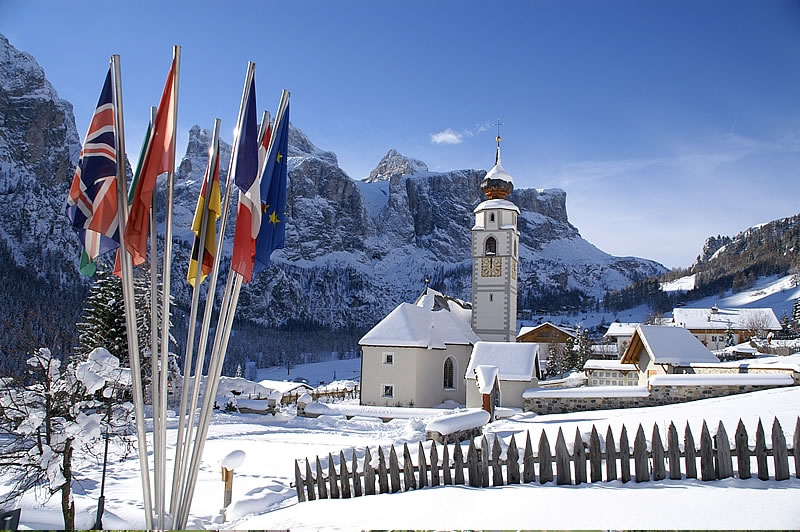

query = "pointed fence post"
[[538, 431, 553, 484], [734, 420, 751, 480], [555, 428, 571, 485], [454, 442, 465, 485], [430, 442, 440, 487], [633, 424, 649, 483], [352, 450, 362, 497], [328, 453, 340, 498], [507, 434, 520, 484], [418, 442, 428, 489], [794, 417, 800, 480], [402, 443, 416, 491], [467, 439, 479, 487], [667, 422, 681, 480], [715, 421, 733, 480], [378, 447, 389, 494], [652, 423, 666, 481], [305, 459, 316, 501], [772, 418, 790, 481], [523, 432, 535, 484], [605, 426, 617, 482], [339, 451, 351, 499], [700, 421, 715, 481], [480, 436, 490, 488], [316, 456, 328, 499], [619, 425, 631, 483], [589, 426, 602, 483], [389, 445, 401, 493], [573, 428, 587, 485], [755, 419, 769, 481], [294, 461, 306, 502], [684, 422, 697, 479], [364, 447, 376, 495], [443, 442, 453, 485], [491, 435, 504, 486]]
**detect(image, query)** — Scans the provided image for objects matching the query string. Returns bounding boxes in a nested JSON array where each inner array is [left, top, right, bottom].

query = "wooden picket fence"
[[293, 416, 799, 502]]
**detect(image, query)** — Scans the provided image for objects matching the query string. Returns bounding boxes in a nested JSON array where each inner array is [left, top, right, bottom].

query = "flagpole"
[[175, 61, 256, 528], [154, 43, 180, 528], [110, 54, 154, 530], [146, 104, 162, 530], [169, 118, 221, 516]]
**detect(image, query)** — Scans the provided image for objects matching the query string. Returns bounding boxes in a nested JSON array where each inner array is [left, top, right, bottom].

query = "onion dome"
[[480, 136, 514, 199]]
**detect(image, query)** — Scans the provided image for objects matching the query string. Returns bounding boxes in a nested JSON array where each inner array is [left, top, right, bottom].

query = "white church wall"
[[360, 345, 420, 407]]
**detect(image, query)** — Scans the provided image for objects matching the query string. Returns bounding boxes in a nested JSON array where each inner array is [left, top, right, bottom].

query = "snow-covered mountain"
[[0, 33, 665, 339]]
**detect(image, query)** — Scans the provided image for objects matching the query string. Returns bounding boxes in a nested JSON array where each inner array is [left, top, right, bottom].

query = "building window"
[[513, 240, 517, 258], [485, 236, 497, 256], [490, 213, 495, 222], [381, 384, 394, 398], [443, 357, 455, 390], [382, 352, 394, 365], [489, 293, 493, 302]]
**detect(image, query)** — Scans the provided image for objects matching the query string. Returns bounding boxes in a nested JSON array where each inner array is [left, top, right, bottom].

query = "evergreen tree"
[[565, 328, 579, 371], [546, 343, 566, 379], [577, 329, 593, 369], [793, 298, 800, 330], [235, 363, 243, 378]]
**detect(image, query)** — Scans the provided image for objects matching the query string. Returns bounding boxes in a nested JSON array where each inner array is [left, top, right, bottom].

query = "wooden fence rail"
[[281, 386, 359, 406], [293, 416, 799, 502]]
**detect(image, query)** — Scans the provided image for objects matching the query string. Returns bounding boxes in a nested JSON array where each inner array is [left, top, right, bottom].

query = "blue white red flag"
[[65, 67, 119, 274]]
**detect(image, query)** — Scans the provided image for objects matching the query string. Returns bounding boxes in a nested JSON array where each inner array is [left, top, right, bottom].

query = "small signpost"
[[220, 450, 246, 522]]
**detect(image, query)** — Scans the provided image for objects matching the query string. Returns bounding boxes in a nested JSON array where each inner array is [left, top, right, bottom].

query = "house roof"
[[603, 322, 639, 338], [583, 359, 638, 371], [517, 322, 576, 341], [672, 307, 781, 331], [359, 288, 480, 349], [474, 365, 499, 394], [620, 325, 719, 366], [465, 341, 541, 381], [257, 379, 314, 394]]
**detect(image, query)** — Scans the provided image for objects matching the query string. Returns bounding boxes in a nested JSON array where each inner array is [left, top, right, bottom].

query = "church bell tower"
[[471, 134, 519, 342]]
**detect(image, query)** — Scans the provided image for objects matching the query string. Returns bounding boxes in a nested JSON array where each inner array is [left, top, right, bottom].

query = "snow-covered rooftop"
[[603, 322, 639, 338], [473, 198, 520, 214], [583, 359, 638, 371], [257, 379, 313, 394], [359, 288, 480, 348], [517, 321, 576, 339], [621, 325, 720, 365], [672, 307, 781, 331], [474, 365, 499, 394], [466, 342, 540, 381]]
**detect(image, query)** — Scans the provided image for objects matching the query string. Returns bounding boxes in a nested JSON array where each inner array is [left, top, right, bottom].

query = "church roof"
[[359, 288, 480, 349], [473, 198, 520, 214], [484, 147, 515, 187], [465, 341, 541, 381]]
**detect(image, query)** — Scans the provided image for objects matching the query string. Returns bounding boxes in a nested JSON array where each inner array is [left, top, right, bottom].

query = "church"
[[359, 137, 539, 408]]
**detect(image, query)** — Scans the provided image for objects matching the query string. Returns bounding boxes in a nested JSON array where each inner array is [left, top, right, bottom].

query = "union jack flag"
[[65, 67, 120, 264]]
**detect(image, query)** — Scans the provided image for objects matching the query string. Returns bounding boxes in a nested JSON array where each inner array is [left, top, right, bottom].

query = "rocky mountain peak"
[[364, 149, 428, 183], [288, 123, 338, 166]]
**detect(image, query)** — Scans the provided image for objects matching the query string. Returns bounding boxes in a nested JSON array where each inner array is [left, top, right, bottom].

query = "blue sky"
[[3, 0, 799, 268]]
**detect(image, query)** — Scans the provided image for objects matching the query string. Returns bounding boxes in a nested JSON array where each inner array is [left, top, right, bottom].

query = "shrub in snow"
[[0, 347, 133, 530]]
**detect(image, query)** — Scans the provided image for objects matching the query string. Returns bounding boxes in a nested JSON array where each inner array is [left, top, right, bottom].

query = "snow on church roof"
[[359, 288, 480, 349], [465, 342, 540, 381], [672, 307, 781, 331], [473, 198, 520, 214]]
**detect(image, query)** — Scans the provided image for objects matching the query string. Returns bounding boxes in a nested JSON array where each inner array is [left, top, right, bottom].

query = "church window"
[[382, 352, 394, 365], [489, 293, 493, 302], [443, 357, 455, 390], [514, 240, 517, 258], [490, 213, 495, 223], [381, 384, 394, 398], [485, 236, 497, 256]]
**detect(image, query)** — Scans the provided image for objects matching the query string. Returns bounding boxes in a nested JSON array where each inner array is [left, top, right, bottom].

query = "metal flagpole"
[[147, 105, 161, 529], [110, 54, 154, 530], [174, 62, 255, 527], [157, 43, 181, 528], [169, 118, 221, 516]]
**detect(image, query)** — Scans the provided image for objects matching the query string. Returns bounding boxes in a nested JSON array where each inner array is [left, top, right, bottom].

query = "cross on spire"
[[494, 119, 503, 165]]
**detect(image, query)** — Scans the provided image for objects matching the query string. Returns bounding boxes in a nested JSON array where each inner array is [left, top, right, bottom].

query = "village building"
[[620, 325, 720, 386], [603, 322, 639, 355], [583, 359, 639, 386], [465, 342, 541, 409], [671, 306, 781, 349], [359, 288, 479, 407], [517, 322, 576, 371]]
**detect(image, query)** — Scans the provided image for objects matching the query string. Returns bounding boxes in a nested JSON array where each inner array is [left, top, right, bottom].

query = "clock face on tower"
[[481, 257, 502, 277]]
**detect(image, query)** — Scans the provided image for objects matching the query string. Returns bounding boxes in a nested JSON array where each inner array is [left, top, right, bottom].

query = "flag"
[[124, 57, 177, 266], [187, 145, 221, 287], [65, 67, 119, 276], [253, 100, 289, 276], [229, 76, 262, 282]]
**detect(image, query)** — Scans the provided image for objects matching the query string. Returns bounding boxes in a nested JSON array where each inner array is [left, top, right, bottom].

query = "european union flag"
[[253, 99, 289, 275]]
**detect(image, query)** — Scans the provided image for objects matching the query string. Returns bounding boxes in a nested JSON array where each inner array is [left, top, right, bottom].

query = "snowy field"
[[256, 357, 361, 386], [4, 383, 799, 529]]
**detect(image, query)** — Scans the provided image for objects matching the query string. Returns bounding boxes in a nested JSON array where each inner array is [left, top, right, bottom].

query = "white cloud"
[[430, 128, 463, 145]]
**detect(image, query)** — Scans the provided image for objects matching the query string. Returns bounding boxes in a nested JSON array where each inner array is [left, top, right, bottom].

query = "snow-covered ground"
[[4, 381, 798, 529], [255, 356, 361, 387]]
